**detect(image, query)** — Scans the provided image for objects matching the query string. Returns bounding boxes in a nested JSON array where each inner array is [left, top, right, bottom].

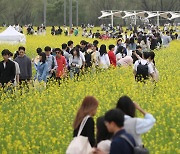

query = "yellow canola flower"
[[0, 28, 179, 153]]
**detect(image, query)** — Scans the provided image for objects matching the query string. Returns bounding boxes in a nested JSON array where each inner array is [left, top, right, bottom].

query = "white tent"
[[0, 26, 26, 44], [160, 12, 180, 20], [113, 11, 135, 19], [98, 11, 113, 19]]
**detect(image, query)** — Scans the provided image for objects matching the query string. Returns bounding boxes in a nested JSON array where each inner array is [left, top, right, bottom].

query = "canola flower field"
[[0, 27, 180, 153]]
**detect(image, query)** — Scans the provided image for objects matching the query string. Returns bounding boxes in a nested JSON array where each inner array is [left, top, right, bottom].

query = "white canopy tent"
[[160, 12, 180, 20], [98, 10, 180, 26], [0, 26, 26, 44], [136, 11, 158, 19]]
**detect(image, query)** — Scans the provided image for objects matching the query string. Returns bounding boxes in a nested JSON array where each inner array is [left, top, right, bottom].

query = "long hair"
[[149, 51, 156, 66], [129, 37, 135, 45], [71, 47, 80, 58], [99, 44, 107, 56], [96, 116, 113, 144], [116, 96, 136, 117], [142, 35, 147, 44], [73, 96, 99, 129], [117, 39, 122, 45], [39, 52, 46, 63], [116, 46, 124, 55]]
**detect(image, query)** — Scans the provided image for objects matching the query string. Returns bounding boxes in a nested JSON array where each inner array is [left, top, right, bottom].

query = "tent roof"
[[0, 26, 24, 36], [98, 10, 180, 20], [0, 26, 26, 44], [98, 11, 113, 19]]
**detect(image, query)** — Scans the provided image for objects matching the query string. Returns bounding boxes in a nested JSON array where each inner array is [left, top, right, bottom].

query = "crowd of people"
[[49, 24, 179, 41], [66, 95, 156, 154], [0, 27, 175, 89]]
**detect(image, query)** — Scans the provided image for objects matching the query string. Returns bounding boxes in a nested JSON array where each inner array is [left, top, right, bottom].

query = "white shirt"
[[97, 140, 111, 154], [162, 35, 171, 46], [149, 62, 159, 81], [134, 59, 154, 74], [69, 55, 82, 68], [79, 51, 85, 63], [125, 114, 156, 134], [99, 54, 110, 69], [95, 51, 100, 66], [14, 61, 20, 75], [9, 58, 21, 86], [3, 62, 6, 68]]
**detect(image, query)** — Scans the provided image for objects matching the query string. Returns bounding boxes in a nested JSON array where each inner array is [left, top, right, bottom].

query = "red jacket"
[[56, 56, 66, 77], [108, 50, 116, 67]]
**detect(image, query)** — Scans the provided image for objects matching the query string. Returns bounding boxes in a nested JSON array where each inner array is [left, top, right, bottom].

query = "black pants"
[[56, 77, 61, 85], [19, 79, 30, 92]]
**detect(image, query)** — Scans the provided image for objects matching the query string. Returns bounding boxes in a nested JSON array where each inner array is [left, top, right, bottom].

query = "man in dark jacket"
[[0, 49, 16, 87]]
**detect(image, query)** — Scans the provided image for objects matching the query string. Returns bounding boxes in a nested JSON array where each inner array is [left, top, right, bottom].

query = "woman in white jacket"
[[98, 44, 110, 69], [69, 47, 82, 79], [116, 96, 156, 146]]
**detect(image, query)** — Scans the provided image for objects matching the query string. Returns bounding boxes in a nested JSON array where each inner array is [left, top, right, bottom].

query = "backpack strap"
[[77, 115, 90, 136], [52, 56, 55, 69], [145, 62, 149, 65], [120, 134, 135, 148]]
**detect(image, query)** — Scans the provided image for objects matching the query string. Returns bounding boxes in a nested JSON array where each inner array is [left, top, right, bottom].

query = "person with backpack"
[[44, 46, 57, 79], [133, 52, 155, 82], [85, 44, 93, 69]]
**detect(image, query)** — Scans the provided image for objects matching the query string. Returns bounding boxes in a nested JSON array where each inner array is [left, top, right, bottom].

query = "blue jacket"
[[110, 129, 136, 154], [36, 62, 48, 82]]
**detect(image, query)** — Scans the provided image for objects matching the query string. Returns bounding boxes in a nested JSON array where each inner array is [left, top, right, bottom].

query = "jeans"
[[70, 67, 80, 79]]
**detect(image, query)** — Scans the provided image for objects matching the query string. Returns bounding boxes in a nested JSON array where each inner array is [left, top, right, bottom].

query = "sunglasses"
[[56, 52, 60, 54]]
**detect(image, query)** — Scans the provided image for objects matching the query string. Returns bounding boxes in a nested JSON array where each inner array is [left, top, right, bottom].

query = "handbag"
[[66, 115, 92, 154], [120, 134, 149, 154]]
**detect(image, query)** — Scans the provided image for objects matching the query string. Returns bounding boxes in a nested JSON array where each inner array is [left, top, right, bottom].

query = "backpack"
[[135, 61, 149, 82], [85, 51, 92, 68], [66, 116, 92, 154], [120, 135, 149, 154]]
